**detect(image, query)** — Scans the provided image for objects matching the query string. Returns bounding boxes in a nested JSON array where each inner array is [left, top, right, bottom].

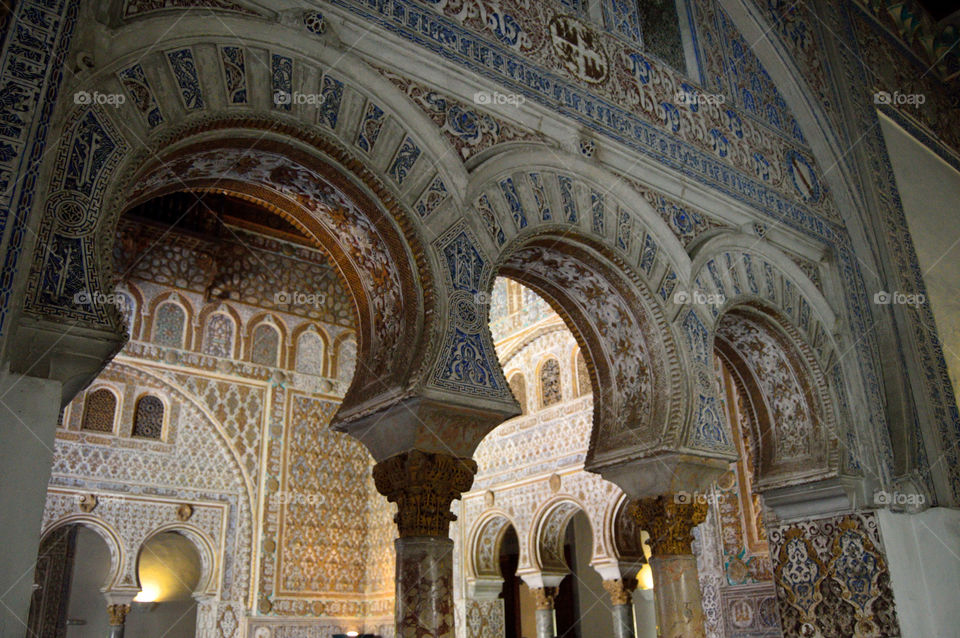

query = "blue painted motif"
[[763, 261, 777, 300], [442, 231, 485, 293], [325, 0, 831, 238], [63, 111, 118, 196], [117, 63, 163, 127], [476, 194, 506, 246], [499, 177, 526, 229], [724, 252, 742, 295], [319, 75, 344, 129], [590, 190, 604, 235], [601, 0, 642, 44], [0, 0, 81, 337], [682, 310, 709, 365], [271, 54, 293, 111], [692, 2, 807, 143], [659, 269, 678, 301], [166, 48, 204, 110], [389, 136, 421, 185], [356, 100, 385, 153], [639, 234, 657, 275], [694, 394, 730, 448], [439, 329, 499, 391], [415, 176, 448, 218], [557, 174, 577, 223], [743, 254, 759, 294], [528, 172, 551, 221], [616, 207, 631, 251], [220, 46, 247, 104]]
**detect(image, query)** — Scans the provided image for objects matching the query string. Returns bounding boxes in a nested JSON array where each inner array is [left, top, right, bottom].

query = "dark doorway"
[[500, 527, 522, 638]]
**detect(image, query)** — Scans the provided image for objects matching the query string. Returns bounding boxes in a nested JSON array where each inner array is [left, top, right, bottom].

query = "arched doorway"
[[27, 523, 117, 638], [128, 531, 203, 638]]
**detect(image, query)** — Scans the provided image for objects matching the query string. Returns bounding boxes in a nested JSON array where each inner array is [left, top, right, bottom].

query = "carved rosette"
[[530, 586, 559, 610], [372, 450, 477, 537], [107, 604, 130, 626], [634, 495, 707, 556], [602, 578, 638, 606]]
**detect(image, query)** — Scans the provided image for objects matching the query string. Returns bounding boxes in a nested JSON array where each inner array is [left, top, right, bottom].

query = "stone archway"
[[119, 130, 431, 424]]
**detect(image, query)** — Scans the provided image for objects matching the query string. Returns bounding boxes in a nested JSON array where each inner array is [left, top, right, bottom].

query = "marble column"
[[603, 578, 638, 638], [635, 496, 707, 638], [530, 587, 558, 638], [107, 604, 130, 638], [373, 450, 477, 638]]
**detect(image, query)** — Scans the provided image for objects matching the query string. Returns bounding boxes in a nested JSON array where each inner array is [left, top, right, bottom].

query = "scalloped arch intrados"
[[715, 305, 841, 490], [469, 511, 517, 579], [494, 233, 684, 464], [121, 129, 432, 420], [533, 498, 593, 573]]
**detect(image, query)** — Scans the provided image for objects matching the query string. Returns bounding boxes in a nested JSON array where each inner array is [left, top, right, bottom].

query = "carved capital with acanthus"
[[634, 495, 707, 556], [530, 586, 559, 610], [602, 578, 638, 606], [107, 604, 130, 626], [372, 450, 477, 537]]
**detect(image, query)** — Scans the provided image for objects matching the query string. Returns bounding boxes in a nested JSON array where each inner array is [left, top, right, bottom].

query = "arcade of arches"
[[1, 2, 960, 638]]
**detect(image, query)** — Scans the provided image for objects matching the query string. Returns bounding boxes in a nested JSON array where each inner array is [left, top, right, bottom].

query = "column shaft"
[[649, 555, 704, 638], [373, 450, 476, 638], [394, 537, 455, 638], [635, 496, 707, 638], [535, 609, 554, 638], [611, 604, 635, 638]]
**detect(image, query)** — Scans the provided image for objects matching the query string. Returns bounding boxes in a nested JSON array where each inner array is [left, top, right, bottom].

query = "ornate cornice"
[[634, 495, 707, 556], [372, 450, 477, 537]]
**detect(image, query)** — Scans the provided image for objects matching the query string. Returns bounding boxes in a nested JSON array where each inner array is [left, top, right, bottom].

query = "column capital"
[[634, 495, 707, 556], [530, 586, 559, 610], [602, 577, 638, 606], [107, 603, 130, 627], [372, 450, 476, 537]]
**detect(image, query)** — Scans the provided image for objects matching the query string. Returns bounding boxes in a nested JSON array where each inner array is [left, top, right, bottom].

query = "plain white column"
[[0, 371, 62, 638], [877, 507, 960, 638]]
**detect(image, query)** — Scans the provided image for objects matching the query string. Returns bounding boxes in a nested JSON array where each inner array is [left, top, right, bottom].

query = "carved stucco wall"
[[44, 219, 396, 636], [458, 281, 789, 638]]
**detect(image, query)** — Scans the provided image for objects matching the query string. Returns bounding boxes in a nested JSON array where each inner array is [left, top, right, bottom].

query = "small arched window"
[[336, 335, 357, 383], [154, 302, 186, 348], [540, 358, 562, 408], [82, 388, 117, 433], [203, 312, 235, 358], [251, 323, 281, 367], [132, 395, 164, 439], [296, 330, 325, 376], [509, 373, 527, 415], [575, 349, 591, 397]]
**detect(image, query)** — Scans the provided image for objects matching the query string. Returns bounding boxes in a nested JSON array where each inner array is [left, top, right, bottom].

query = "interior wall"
[[568, 512, 612, 637], [64, 527, 110, 638], [879, 114, 960, 408], [877, 507, 960, 638], [125, 601, 197, 638]]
